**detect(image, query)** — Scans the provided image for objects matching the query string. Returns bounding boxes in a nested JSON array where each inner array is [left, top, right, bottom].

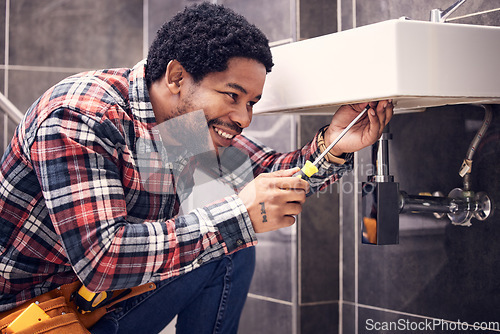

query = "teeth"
[[214, 127, 234, 139]]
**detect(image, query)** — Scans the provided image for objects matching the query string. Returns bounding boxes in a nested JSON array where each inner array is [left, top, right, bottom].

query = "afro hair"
[[145, 2, 273, 87]]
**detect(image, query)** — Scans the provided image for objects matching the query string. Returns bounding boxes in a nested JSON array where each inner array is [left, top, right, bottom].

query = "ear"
[[165, 60, 185, 94]]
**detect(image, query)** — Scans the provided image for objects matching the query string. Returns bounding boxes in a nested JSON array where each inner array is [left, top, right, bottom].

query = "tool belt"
[[0, 281, 156, 334]]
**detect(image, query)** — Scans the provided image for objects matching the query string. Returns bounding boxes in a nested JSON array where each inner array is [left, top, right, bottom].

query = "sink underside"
[[254, 19, 500, 115]]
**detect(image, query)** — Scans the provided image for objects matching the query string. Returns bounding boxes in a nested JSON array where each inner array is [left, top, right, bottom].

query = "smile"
[[213, 126, 235, 140]]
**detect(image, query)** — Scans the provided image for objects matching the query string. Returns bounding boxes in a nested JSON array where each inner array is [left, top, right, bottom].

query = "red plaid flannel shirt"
[[0, 60, 352, 311]]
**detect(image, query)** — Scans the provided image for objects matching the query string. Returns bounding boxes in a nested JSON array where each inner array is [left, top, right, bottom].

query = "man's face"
[[175, 57, 266, 152]]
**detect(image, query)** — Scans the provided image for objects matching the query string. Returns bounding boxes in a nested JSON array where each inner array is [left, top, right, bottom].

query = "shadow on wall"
[[406, 105, 500, 323], [385, 104, 500, 323]]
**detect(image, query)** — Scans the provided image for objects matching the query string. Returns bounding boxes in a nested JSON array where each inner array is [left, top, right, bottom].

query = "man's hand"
[[238, 168, 308, 233], [325, 100, 394, 156]]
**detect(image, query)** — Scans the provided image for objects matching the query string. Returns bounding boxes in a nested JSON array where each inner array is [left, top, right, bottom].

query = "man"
[[0, 2, 392, 333]]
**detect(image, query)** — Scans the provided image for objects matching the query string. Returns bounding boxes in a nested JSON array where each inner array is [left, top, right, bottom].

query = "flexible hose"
[[460, 105, 493, 191], [459, 105, 493, 179], [466, 104, 493, 161]]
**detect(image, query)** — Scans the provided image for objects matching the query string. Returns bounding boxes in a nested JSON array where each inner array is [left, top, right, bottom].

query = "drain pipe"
[[399, 105, 494, 226]]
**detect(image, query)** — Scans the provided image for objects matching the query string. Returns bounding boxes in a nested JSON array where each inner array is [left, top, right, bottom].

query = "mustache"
[[207, 118, 243, 135]]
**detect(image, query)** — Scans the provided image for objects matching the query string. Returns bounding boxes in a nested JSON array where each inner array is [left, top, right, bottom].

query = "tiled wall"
[[2, 1, 500, 334], [0, 0, 144, 157], [341, 1, 500, 334]]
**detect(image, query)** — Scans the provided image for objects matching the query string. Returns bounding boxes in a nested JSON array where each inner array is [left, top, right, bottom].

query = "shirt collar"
[[129, 59, 157, 129]]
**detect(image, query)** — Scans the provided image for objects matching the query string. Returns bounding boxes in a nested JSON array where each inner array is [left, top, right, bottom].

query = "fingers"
[[283, 215, 297, 227], [266, 176, 307, 204], [275, 177, 308, 193], [351, 100, 393, 123], [255, 199, 303, 232], [349, 102, 369, 112], [261, 167, 309, 193], [367, 100, 394, 137], [284, 202, 303, 216], [375, 100, 393, 125], [266, 167, 300, 178], [386, 100, 394, 124], [266, 200, 303, 220], [238, 168, 308, 233]]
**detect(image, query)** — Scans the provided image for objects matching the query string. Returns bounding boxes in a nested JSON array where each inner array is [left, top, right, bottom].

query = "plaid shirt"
[[0, 60, 352, 311]]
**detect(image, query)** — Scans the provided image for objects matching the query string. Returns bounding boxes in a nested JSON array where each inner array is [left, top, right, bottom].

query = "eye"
[[246, 101, 258, 111], [225, 92, 238, 102]]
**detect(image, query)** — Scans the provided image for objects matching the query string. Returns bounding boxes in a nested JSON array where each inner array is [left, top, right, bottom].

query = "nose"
[[229, 104, 252, 129]]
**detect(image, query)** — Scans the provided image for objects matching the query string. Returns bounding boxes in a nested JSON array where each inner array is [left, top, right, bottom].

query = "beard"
[[207, 117, 243, 136], [158, 109, 214, 158], [156, 86, 213, 155], [157, 85, 243, 158]]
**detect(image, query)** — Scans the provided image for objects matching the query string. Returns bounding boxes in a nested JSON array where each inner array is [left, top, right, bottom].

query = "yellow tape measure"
[[75, 285, 112, 314]]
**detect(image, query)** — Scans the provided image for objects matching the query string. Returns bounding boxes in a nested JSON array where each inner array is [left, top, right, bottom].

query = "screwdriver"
[[295, 105, 370, 179]]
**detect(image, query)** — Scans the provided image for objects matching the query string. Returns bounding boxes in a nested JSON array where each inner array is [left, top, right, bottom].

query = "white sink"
[[254, 19, 500, 114]]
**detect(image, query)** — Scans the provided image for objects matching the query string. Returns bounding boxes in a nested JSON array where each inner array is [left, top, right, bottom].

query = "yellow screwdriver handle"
[[294, 161, 319, 179]]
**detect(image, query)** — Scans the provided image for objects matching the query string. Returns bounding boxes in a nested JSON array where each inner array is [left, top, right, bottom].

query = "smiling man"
[[149, 57, 265, 157], [0, 2, 392, 333]]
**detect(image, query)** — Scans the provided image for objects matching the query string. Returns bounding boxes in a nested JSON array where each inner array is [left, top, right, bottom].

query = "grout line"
[[296, 115, 302, 333], [295, 108, 302, 334], [337, 0, 342, 33], [353, 151, 359, 334], [247, 293, 294, 307], [291, 114, 298, 334], [269, 38, 294, 47], [247, 293, 337, 308], [4, 0, 10, 98], [0, 64, 91, 74], [295, 0, 300, 42], [143, 0, 149, 58], [3, 114, 7, 151], [290, 0, 297, 43], [342, 301, 500, 332], [352, 0, 356, 29], [337, 3, 344, 332], [4, 0, 10, 148], [339, 180, 344, 334], [352, 2, 359, 332], [300, 300, 338, 307], [447, 7, 500, 22]]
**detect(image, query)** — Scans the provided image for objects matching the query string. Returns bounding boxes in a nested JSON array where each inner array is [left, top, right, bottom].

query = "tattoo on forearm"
[[259, 202, 268, 223]]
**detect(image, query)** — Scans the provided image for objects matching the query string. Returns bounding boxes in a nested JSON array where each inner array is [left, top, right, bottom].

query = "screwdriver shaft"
[[312, 105, 369, 166]]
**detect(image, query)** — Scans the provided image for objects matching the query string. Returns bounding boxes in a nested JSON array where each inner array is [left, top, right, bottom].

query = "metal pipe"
[[362, 125, 399, 245], [371, 125, 393, 183], [0, 92, 24, 124], [430, 0, 467, 23], [399, 192, 468, 214]]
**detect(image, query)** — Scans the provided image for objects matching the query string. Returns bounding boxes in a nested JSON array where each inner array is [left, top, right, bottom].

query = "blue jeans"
[[89, 247, 256, 334]]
